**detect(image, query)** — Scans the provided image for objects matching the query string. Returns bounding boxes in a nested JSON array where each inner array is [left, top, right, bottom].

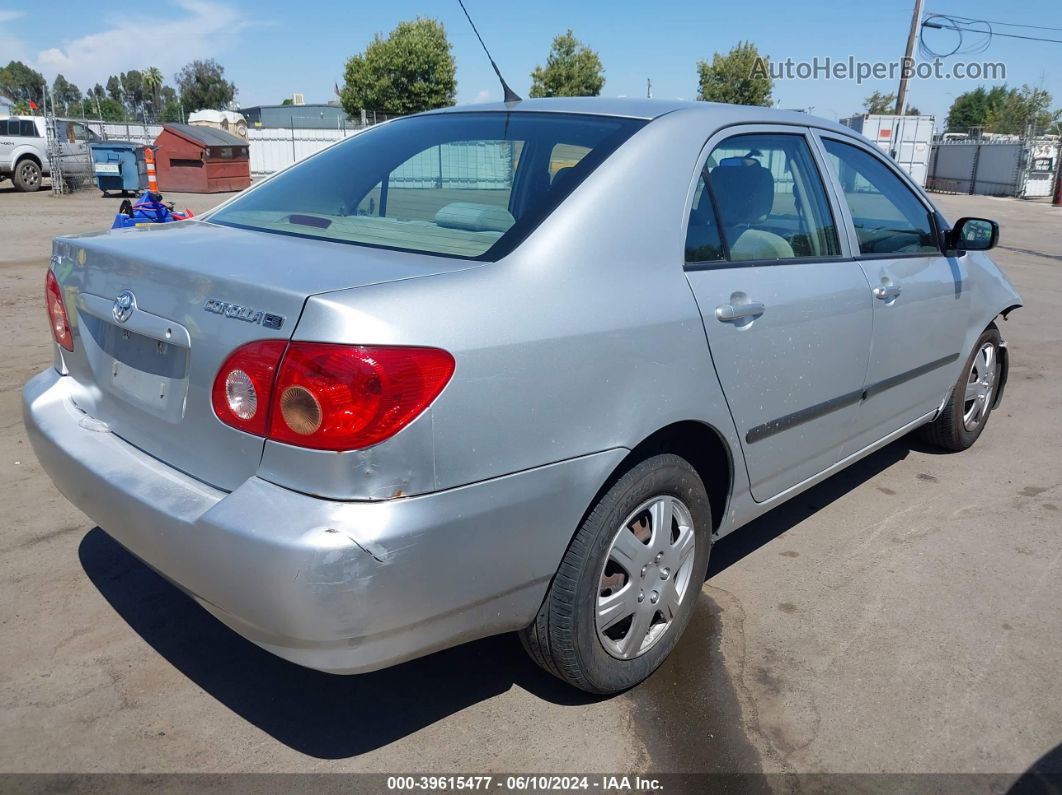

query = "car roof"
[[422, 96, 859, 136]]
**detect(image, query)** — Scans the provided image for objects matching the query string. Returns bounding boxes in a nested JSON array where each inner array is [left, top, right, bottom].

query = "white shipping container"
[[840, 114, 935, 188]]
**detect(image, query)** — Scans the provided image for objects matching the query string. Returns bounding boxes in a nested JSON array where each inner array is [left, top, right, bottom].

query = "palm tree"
[[143, 66, 164, 122]]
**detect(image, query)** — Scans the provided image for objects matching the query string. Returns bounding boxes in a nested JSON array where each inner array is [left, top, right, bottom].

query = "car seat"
[[709, 157, 794, 261]]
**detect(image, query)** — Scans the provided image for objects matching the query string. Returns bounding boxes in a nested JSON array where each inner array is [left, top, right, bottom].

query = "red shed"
[[153, 124, 251, 193]]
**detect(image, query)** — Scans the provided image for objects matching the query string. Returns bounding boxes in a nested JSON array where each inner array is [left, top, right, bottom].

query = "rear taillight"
[[211, 342, 455, 451], [211, 340, 288, 435], [45, 270, 73, 352]]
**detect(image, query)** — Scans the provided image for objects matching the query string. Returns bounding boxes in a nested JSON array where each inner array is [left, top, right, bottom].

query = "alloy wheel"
[[18, 162, 40, 189]]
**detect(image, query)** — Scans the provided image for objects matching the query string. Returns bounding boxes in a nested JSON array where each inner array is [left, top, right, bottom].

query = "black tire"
[[12, 158, 41, 192], [520, 454, 711, 694], [920, 325, 1002, 451]]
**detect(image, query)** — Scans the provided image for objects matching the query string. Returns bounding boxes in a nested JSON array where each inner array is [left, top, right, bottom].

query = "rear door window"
[[693, 133, 840, 263], [211, 112, 645, 260], [820, 138, 939, 256]]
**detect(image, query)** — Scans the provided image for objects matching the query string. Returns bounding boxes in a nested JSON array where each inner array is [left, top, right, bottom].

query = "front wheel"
[[520, 454, 711, 694], [920, 326, 1002, 451]]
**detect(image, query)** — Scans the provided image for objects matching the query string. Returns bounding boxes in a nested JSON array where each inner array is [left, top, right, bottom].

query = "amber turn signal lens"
[[279, 385, 322, 435]]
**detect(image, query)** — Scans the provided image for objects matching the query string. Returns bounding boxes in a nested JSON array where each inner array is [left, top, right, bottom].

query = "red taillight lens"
[[268, 343, 455, 451], [45, 270, 73, 351], [211, 340, 288, 435]]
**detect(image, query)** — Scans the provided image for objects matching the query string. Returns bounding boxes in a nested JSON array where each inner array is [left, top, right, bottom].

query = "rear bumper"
[[23, 368, 624, 673]]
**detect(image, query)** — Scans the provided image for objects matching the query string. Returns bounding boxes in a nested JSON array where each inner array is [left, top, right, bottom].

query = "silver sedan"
[[24, 98, 1021, 693]]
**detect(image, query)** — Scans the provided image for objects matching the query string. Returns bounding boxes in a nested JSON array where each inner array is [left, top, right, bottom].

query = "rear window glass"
[[209, 112, 645, 260]]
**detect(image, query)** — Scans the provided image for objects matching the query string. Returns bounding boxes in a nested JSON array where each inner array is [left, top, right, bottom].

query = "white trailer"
[[840, 114, 935, 188]]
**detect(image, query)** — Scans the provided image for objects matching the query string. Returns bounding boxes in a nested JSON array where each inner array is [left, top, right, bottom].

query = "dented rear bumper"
[[23, 368, 624, 673]]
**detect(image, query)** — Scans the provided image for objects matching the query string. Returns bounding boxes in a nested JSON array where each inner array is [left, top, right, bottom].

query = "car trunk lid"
[[53, 220, 477, 491]]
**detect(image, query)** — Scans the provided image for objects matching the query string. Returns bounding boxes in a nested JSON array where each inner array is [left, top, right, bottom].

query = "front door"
[[815, 134, 969, 453], [684, 127, 874, 501]]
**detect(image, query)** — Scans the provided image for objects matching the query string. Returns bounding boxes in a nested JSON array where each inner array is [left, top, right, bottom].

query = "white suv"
[[0, 116, 99, 191]]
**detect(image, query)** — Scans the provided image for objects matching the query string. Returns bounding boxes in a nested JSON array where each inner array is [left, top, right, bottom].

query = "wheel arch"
[[589, 421, 734, 535], [15, 151, 43, 169]]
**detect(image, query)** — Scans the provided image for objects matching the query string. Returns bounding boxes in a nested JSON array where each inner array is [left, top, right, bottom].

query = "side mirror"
[[946, 217, 999, 253]]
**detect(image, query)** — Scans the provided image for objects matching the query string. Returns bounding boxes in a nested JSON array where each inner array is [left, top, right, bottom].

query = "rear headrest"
[[709, 160, 775, 225], [551, 166, 577, 193], [434, 202, 515, 233]]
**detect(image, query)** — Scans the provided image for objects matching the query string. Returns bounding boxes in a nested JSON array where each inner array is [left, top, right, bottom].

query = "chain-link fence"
[[42, 114, 98, 194]]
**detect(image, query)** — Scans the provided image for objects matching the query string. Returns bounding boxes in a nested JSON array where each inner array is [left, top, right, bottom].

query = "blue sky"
[[2, 0, 1059, 123]]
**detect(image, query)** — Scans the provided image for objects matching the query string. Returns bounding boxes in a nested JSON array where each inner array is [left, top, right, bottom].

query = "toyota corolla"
[[23, 98, 1021, 694]]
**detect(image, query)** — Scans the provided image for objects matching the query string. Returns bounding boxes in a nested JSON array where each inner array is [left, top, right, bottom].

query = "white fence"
[[246, 128, 359, 176], [75, 120, 531, 182], [927, 138, 1060, 198]]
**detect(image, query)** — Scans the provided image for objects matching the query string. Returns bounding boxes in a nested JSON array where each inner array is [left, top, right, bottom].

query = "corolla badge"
[[112, 290, 135, 323], [204, 298, 284, 330]]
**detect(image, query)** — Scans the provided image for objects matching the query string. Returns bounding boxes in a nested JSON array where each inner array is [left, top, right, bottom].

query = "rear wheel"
[[920, 326, 1002, 451], [13, 159, 41, 192], [520, 454, 711, 694]]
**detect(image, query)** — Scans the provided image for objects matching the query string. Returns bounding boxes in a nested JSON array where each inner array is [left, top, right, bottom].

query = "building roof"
[[162, 123, 246, 147]]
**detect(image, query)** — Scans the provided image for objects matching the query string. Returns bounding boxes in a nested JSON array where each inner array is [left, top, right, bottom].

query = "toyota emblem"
[[112, 290, 135, 324]]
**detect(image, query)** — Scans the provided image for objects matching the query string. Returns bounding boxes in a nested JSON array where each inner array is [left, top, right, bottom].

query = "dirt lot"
[[1, 184, 1060, 781]]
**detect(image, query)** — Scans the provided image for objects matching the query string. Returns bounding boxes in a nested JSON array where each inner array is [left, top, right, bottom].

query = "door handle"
[[715, 301, 766, 322], [872, 284, 902, 301]]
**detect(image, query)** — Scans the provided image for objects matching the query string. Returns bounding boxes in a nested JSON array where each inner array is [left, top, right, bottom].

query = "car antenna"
[[456, 0, 522, 103]]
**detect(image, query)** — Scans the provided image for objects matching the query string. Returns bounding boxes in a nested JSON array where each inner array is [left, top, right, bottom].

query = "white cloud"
[[34, 0, 249, 87], [0, 9, 30, 67]]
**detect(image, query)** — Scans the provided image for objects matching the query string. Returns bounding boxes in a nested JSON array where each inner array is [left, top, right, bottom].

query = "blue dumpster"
[[89, 141, 150, 196]]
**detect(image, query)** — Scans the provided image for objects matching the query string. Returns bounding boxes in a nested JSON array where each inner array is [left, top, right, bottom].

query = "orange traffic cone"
[[145, 146, 159, 193]]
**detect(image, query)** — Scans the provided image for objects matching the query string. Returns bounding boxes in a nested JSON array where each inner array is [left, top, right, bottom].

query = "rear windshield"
[[209, 112, 645, 260]]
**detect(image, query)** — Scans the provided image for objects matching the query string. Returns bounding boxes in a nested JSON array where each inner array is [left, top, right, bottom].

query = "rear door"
[[684, 125, 874, 502], [814, 133, 968, 453]]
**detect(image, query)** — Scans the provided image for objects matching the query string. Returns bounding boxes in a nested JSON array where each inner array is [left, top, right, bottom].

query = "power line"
[[926, 12, 1062, 33], [922, 20, 1062, 45]]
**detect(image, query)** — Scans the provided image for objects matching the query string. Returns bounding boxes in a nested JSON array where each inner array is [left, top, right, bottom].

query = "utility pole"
[[895, 0, 925, 115]]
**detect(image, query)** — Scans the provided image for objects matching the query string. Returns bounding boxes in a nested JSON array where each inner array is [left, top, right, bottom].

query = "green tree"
[[948, 84, 1060, 135], [697, 41, 773, 107], [175, 59, 236, 112], [95, 97, 127, 121], [51, 74, 81, 115], [0, 60, 47, 107], [861, 91, 919, 115], [986, 85, 1059, 135], [340, 18, 456, 115], [158, 86, 182, 122], [864, 91, 895, 114], [143, 66, 164, 120], [281, 97, 294, 105], [120, 70, 145, 116], [106, 75, 124, 104], [529, 30, 604, 98]]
